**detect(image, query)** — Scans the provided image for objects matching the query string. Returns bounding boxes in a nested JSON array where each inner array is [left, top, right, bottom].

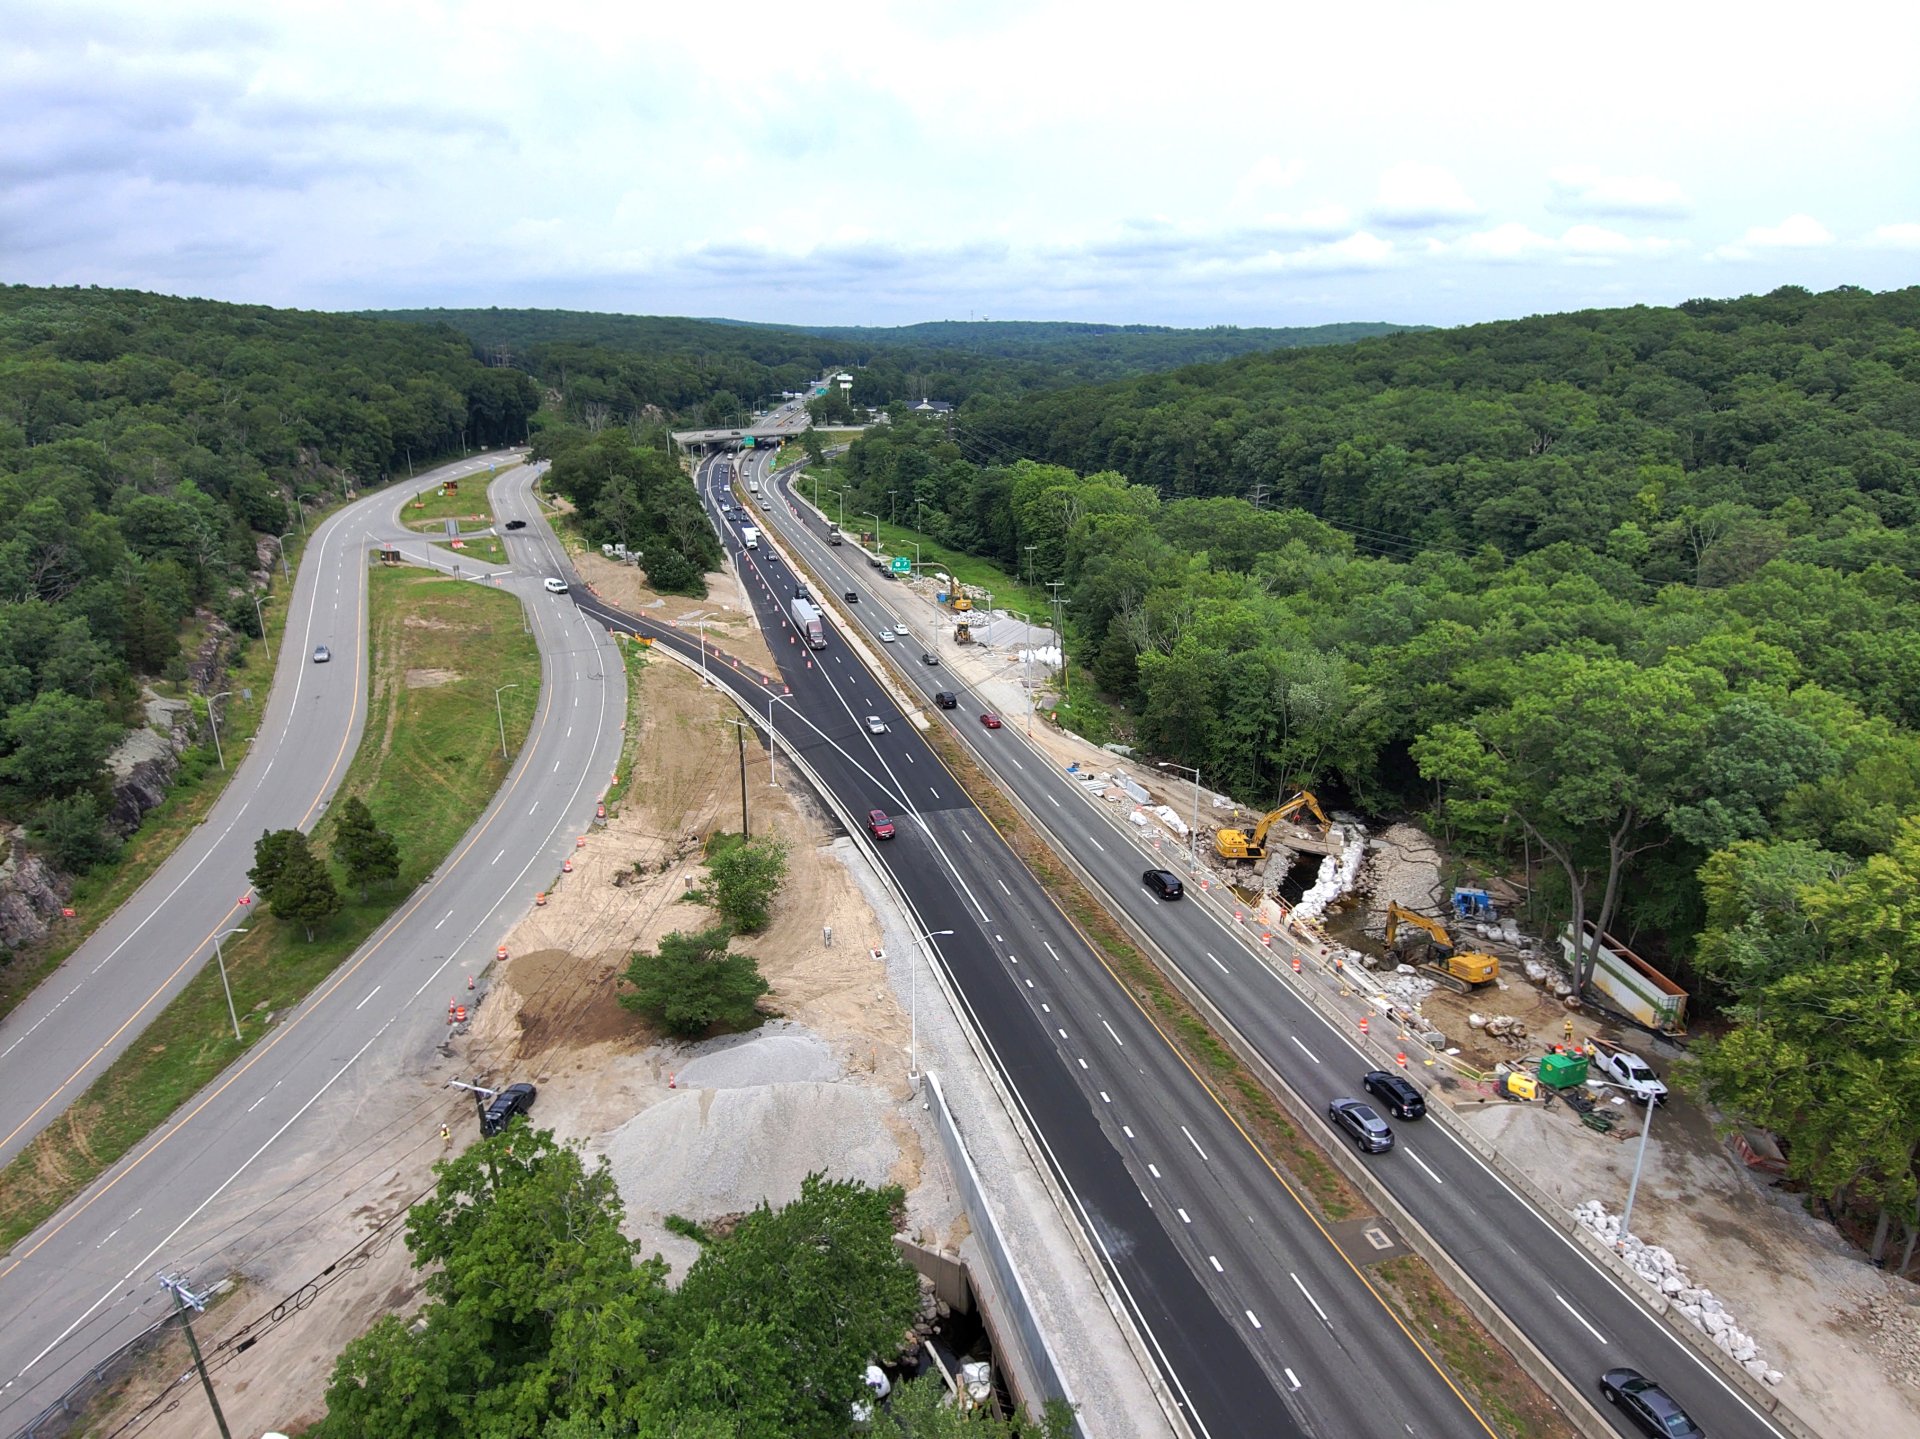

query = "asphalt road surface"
[[744, 449, 1795, 1439], [572, 451, 1500, 1439], [0, 462, 625, 1430]]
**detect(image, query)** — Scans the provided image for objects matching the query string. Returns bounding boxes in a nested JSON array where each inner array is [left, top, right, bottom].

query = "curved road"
[[0, 464, 625, 1428]]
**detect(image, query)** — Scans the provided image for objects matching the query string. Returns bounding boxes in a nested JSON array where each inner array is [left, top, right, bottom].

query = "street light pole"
[[767, 695, 794, 786], [698, 619, 709, 685], [1619, 1094, 1658, 1249], [1157, 760, 1201, 872], [206, 691, 232, 771], [212, 927, 247, 1042], [275, 533, 296, 581], [907, 928, 955, 1078], [251, 595, 272, 663], [723, 719, 751, 836], [494, 683, 519, 761]]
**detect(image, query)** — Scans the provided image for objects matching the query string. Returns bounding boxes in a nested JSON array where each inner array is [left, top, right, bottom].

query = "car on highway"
[[543, 576, 569, 593], [1597, 1368, 1703, 1438], [845, 590, 858, 603], [934, 691, 957, 709], [312, 644, 330, 664], [1142, 868, 1184, 900], [504, 519, 526, 530], [879, 628, 896, 642], [1364, 1070, 1427, 1120], [979, 713, 1002, 729], [1327, 1097, 1394, 1153], [480, 1082, 537, 1136], [864, 715, 890, 734], [866, 809, 895, 840], [921, 652, 940, 666]]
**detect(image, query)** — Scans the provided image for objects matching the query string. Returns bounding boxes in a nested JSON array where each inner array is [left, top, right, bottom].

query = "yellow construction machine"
[[1383, 903, 1500, 994], [1214, 790, 1332, 863]]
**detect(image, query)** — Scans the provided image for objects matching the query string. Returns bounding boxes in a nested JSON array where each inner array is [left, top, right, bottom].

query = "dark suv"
[[1142, 869, 1184, 900], [480, 1082, 537, 1136], [934, 691, 958, 709], [1363, 1070, 1426, 1120]]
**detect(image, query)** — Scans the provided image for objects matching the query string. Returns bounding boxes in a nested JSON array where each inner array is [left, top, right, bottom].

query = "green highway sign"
[[890, 556, 912, 574]]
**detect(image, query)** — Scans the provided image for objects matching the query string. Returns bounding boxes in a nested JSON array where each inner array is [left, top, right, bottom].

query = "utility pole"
[[1046, 581, 1068, 706], [158, 1273, 233, 1439], [723, 718, 751, 836]]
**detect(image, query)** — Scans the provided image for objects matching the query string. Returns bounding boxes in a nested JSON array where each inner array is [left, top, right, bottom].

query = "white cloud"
[[1450, 224, 1681, 265], [1548, 167, 1690, 218], [1367, 163, 1481, 228], [1708, 214, 1835, 261], [1867, 222, 1920, 249]]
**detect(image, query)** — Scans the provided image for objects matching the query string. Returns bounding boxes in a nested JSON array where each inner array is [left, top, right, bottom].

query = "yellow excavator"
[[1384, 903, 1500, 994], [1214, 791, 1332, 863]]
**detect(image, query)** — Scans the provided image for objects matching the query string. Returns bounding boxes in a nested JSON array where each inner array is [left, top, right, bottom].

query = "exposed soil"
[[574, 550, 779, 675]]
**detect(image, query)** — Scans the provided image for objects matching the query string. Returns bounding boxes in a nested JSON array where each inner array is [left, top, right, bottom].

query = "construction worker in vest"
[[440, 1123, 451, 1145]]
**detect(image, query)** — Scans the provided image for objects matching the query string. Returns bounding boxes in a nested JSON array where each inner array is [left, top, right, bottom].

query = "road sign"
[[890, 556, 912, 574]]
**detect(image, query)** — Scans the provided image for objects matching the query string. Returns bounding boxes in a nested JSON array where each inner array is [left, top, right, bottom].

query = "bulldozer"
[[1383, 903, 1500, 994], [1214, 790, 1332, 864]]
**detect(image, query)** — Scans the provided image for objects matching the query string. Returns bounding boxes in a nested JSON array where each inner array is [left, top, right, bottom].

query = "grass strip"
[[433, 535, 508, 566], [1373, 1254, 1571, 1439], [0, 569, 539, 1254], [603, 638, 651, 811], [399, 480, 496, 528]]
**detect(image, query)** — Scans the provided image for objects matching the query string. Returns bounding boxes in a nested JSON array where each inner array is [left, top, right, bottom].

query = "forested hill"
[[961, 284, 1920, 556], [830, 285, 1920, 1231], [0, 284, 536, 873], [365, 307, 1411, 429]]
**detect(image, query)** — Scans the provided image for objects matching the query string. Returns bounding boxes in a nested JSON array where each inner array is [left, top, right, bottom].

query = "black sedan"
[[1364, 1070, 1426, 1120], [1598, 1369, 1703, 1438], [1327, 1097, 1394, 1153]]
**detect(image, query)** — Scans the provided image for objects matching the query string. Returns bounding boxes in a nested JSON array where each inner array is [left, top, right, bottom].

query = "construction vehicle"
[[1214, 791, 1332, 864], [1383, 903, 1500, 994]]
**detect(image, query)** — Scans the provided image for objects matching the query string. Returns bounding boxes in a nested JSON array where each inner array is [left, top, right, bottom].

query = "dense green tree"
[[0, 691, 121, 804], [248, 827, 303, 897], [270, 836, 343, 940], [619, 925, 769, 1036], [699, 832, 789, 934], [333, 796, 401, 900], [26, 793, 120, 873]]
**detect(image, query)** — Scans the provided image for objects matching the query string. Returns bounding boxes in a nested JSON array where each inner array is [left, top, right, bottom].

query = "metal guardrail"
[[10, 1312, 176, 1439]]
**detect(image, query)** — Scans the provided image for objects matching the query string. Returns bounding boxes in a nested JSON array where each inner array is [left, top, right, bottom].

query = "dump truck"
[[1214, 791, 1332, 863], [1383, 903, 1500, 994], [789, 596, 826, 649]]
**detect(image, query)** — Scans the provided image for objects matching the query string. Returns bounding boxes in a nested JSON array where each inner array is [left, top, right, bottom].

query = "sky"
[[5, 0, 1918, 331]]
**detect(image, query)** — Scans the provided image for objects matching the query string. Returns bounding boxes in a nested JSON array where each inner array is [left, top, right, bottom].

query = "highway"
[[571, 436, 1501, 1439], [742, 438, 1797, 1439], [0, 463, 626, 1429]]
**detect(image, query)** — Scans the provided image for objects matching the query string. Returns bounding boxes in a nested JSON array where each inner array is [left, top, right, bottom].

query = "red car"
[[867, 809, 895, 840], [979, 713, 1002, 729]]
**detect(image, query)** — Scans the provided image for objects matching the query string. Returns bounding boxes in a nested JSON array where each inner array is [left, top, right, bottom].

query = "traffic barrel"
[[596, 802, 606, 819], [1397, 1051, 1408, 1068], [1359, 1015, 1370, 1035], [1291, 955, 1301, 973], [1260, 931, 1271, 946], [562, 858, 574, 873], [535, 892, 546, 906], [454, 1004, 467, 1024], [497, 945, 508, 961], [576, 836, 587, 848]]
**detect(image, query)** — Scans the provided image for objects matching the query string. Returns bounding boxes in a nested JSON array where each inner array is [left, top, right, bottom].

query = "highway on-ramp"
[[0, 464, 625, 1429], [747, 449, 1797, 1439], [569, 452, 1501, 1439]]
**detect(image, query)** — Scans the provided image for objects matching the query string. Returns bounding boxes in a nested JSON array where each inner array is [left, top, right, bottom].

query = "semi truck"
[[742, 526, 760, 550], [789, 597, 826, 649]]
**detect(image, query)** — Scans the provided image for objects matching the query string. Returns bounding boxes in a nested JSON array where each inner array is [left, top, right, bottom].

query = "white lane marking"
[[1043, 942, 1061, 963], [1181, 1126, 1209, 1161], [998, 879, 1010, 895], [1291, 1273, 1332, 1329], [1147, 1163, 1161, 1179], [1077, 1057, 1088, 1070], [1285, 1368, 1300, 1391], [1122, 1126, 1135, 1140], [491, 848, 505, 864], [906, 753, 915, 763], [1408, 1149, 1445, 1185], [1046, 792, 1060, 807], [1209, 1255, 1223, 1272], [961, 831, 973, 844], [95, 1228, 120, 1248], [1086, 834, 1105, 852], [528, 803, 539, 814], [353, 985, 382, 1012], [1556, 1292, 1608, 1344], [1178, 1208, 1191, 1224], [1290, 1035, 1320, 1064], [1100, 1091, 1111, 1103], [1207, 952, 1229, 974], [1041, 1003, 1051, 1014], [435, 910, 454, 930], [929, 787, 939, 799], [1010, 756, 1023, 770], [1102, 1020, 1123, 1047], [1056, 1028, 1068, 1039], [1246, 1311, 1263, 1330]]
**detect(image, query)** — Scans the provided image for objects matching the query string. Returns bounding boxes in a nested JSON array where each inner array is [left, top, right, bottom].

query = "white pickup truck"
[[1590, 1043, 1668, 1105]]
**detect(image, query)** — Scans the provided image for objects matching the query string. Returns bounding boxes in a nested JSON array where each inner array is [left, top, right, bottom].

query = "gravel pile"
[[1360, 823, 1446, 931], [673, 1021, 840, 1089], [601, 1077, 895, 1219]]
